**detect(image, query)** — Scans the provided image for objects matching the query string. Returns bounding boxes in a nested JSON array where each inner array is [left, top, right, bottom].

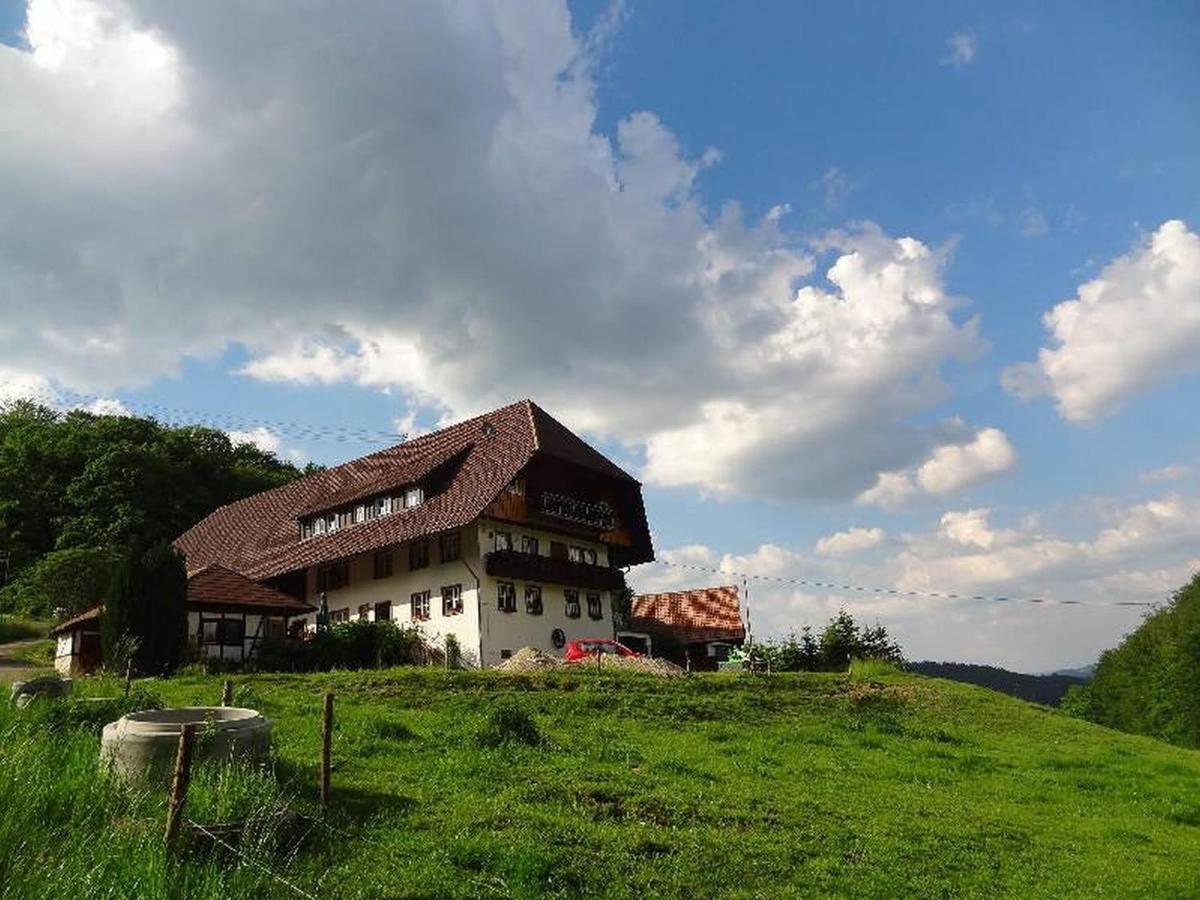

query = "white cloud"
[[815, 526, 886, 556], [1018, 206, 1049, 238], [82, 397, 130, 415], [858, 426, 1016, 508], [0, 0, 995, 504], [1004, 220, 1200, 421], [226, 426, 280, 454], [631, 491, 1200, 671], [1140, 463, 1193, 483], [810, 167, 857, 209], [942, 33, 977, 67]]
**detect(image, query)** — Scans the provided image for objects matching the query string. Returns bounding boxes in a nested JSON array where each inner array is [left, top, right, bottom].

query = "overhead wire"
[[657, 558, 1155, 609]]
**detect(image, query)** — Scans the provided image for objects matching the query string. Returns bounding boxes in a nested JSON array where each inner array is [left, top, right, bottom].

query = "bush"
[[253, 620, 428, 672], [476, 702, 541, 748], [0, 548, 115, 619]]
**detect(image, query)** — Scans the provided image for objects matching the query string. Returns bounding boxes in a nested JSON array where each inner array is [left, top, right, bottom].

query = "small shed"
[[51, 606, 103, 677], [629, 585, 746, 671]]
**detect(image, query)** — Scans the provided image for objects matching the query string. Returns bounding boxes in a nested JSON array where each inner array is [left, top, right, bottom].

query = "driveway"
[[0, 639, 52, 684]]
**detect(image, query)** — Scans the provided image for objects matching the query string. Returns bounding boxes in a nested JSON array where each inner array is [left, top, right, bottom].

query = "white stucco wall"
[[305, 526, 484, 665], [297, 519, 616, 668]]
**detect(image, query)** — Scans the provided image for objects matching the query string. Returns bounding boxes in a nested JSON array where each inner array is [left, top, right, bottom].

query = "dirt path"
[[0, 639, 52, 684]]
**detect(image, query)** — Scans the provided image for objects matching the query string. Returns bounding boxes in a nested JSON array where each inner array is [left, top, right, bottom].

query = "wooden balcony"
[[484, 550, 626, 591]]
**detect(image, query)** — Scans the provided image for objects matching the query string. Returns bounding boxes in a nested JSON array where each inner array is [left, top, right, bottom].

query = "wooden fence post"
[[124, 659, 134, 699], [164, 723, 197, 849], [320, 692, 334, 816], [221, 679, 233, 706]]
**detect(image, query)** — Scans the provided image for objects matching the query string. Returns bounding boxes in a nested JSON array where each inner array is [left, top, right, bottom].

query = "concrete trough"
[[101, 707, 271, 781]]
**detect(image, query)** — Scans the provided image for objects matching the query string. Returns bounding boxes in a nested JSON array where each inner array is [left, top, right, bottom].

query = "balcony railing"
[[484, 550, 625, 591]]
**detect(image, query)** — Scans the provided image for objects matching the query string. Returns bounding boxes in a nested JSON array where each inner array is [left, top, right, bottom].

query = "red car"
[[564, 638, 641, 662]]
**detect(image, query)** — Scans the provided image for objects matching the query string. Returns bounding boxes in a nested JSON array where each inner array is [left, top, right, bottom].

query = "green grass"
[[0, 615, 50, 644], [3, 637, 54, 666], [3, 667, 1200, 898]]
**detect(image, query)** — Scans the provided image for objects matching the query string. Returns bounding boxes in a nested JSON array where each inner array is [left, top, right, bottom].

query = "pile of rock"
[[495, 647, 564, 673], [600, 654, 685, 677]]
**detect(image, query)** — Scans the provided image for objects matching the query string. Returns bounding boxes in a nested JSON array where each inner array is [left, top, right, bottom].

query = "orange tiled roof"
[[187, 564, 314, 613], [629, 585, 745, 644], [176, 400, 652, 580]]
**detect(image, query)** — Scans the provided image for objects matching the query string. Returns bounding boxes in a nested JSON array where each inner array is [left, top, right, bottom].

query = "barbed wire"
[[186, 818, 318, 899], [656, 559, 1155, 609]]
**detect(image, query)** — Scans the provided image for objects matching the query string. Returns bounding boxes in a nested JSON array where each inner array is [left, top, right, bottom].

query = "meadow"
[[2, 664, 1200, 898]]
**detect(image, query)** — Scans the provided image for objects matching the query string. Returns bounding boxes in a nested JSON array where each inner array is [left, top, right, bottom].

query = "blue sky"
[[2, 0, 1198, 669]]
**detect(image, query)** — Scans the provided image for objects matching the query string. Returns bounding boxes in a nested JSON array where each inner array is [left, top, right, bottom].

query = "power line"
[[657, 559, 1155, 609], [0, 380, 406, 445]]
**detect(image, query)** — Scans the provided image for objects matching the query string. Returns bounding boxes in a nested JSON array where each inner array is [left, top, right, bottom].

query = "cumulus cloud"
[[1, 0, 991, 502], [942, 32, 977, 67], [226, 426, 281, 455], [631, 492, 1200, 671], [815, 526, 886, 556], [1140, 463, 1193, 483], [1004, 220, 1200, 421], [858, 426, 1016, 508]]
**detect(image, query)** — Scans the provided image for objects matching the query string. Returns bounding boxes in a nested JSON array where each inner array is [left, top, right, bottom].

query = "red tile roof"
[[51, 606, 103, 636], [187, 565, 314, 613], [629, 585, 745, 644], [176, 400, 653, 580]]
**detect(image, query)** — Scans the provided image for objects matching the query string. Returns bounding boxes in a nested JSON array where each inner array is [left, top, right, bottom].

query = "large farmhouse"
[[176, 400, 654, 667]]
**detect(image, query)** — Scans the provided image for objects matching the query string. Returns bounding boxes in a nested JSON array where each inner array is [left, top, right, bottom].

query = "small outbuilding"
[[629, 585, 746, 671], [51, 607, 103, 677], [49, 565, 315, 675]]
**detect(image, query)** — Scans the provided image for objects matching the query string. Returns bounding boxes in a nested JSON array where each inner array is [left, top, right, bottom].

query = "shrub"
[[476, 702, 541, 748], [253, 620, 428, 672], [0, 548, 115, 619]]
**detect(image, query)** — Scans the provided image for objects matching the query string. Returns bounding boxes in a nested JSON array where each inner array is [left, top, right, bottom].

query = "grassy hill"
[[3, 665, 1200, 898]]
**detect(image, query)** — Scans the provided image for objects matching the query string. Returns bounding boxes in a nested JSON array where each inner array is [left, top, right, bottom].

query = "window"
[[521, 535, 539, 556], [587, 592, 603, 620], [330, 607, 350, 624], [358, 604, 370, 620], [500, 649, 513, 660], [568, 545, 582, 563], [410, 540, 430, 570], [442, 584, 463, 616], [440, 531, 461, 563], [373, 550, 394, 580], [525, 585, 543, 615], [494, 531, 513, 552], [374, 496, 392, 517], [316, 560, 350, 592], [327, 514, 339, 533], [201, 618, 245, 646], [314, 517, 327, 536], [410, 591, 431, 621], [565, 589, 581, 619], [375, 601, 392, 621], [583, 548, 597, 566], [405, 486, 424, 508], [354, 505, 366, 524], [497, 581, 517, 613]]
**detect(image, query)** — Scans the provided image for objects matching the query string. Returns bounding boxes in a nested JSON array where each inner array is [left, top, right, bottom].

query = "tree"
[[0, 547, 116, 618], [0, 401, 307, 584], [819, 609, 860, 671], [102, 540, 188, 675]]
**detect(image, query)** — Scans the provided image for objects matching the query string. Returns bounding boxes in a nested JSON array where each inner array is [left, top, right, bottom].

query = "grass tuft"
[[475, 700, 542, 748]]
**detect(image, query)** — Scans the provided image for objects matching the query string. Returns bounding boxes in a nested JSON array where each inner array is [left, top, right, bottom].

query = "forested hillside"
[[908, 661, 1087, 706], [0, 401, 308, 616], [1064, 573, 1200, 748]]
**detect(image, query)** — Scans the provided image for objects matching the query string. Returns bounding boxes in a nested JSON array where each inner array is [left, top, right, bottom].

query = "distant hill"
[[1050, 664, 1095, 680], [908, 660, 1088, 706]]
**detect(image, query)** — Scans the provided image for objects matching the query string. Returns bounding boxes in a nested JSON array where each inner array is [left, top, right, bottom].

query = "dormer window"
[[314, 518, 327, 536], [354, 505, 366, 524], [404, 486, 424, 508], [377, 496, 392, 516]]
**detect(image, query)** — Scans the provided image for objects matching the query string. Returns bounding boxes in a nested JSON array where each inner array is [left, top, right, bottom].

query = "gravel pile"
[[496, 647, 565, 673], [599, 654, 685, 677]]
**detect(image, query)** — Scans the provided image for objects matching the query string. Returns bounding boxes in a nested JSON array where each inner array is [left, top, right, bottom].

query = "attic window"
[[404, 486, 424, 508], [480, 421, 496, 437]]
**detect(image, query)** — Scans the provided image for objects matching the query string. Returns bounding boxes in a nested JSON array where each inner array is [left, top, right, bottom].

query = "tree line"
[[743, 610, 905, 671], [1062, 572, 1200, 748], [0, 401, 308, 618]]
